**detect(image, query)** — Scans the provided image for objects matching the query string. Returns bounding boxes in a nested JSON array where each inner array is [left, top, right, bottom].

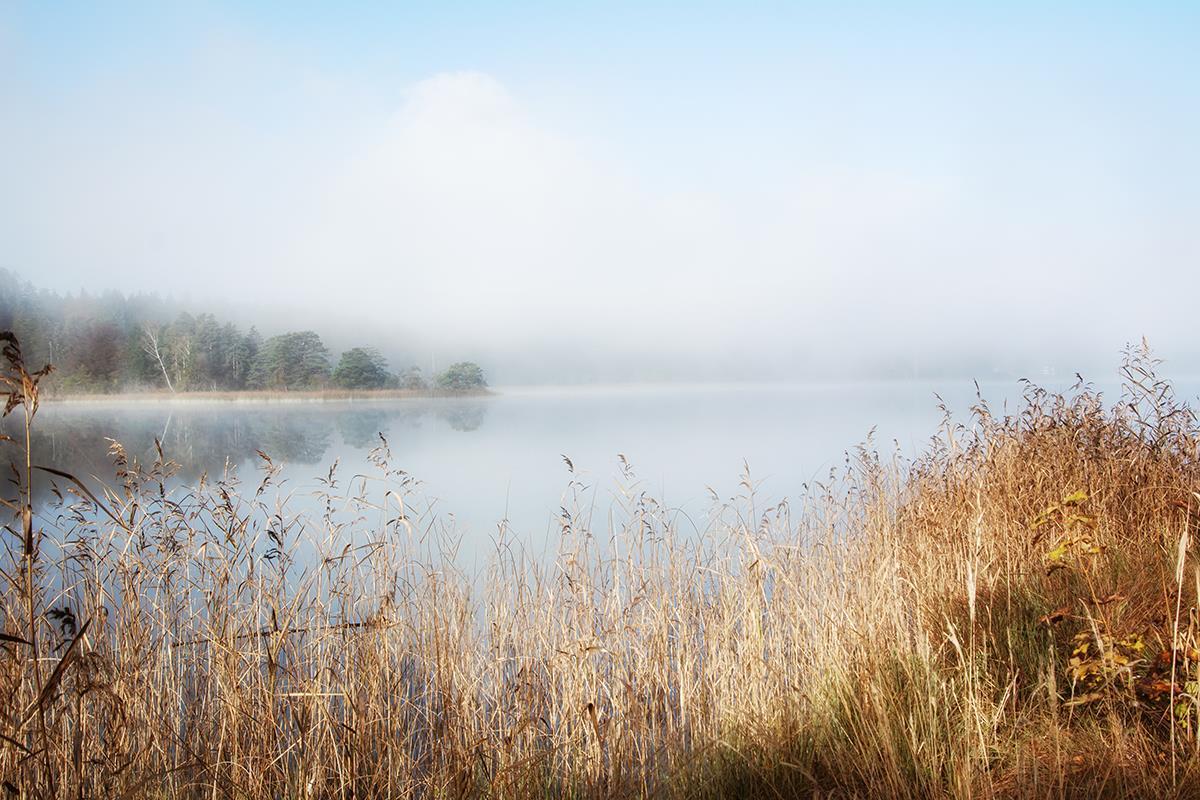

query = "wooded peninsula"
[[0, 270, 487, 395]]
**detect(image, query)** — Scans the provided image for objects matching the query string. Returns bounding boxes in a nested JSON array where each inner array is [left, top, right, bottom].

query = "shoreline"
[[42, 388, 494, 405]]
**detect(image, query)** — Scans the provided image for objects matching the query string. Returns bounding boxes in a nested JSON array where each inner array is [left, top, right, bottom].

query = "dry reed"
[[4, 333, 1200, 798]]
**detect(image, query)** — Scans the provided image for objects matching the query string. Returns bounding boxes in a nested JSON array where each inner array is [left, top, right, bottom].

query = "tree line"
[[0, 270, 486, 393]]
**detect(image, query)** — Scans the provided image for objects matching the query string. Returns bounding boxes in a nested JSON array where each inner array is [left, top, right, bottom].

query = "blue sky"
[[2, 2, 1198, 377]]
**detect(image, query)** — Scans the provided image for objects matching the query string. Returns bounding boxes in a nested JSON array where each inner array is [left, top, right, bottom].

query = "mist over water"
[[19, 375, 1198, 564], [3, 3, 1198, 549]]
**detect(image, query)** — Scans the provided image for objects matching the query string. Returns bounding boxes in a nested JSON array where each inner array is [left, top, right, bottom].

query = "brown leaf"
[[20, 618, 91, 727], [1038, 604, 1072, 625], [1138, 678, 1176, 699], [32, 466, 129, 532], [0, 632, 30, 647]]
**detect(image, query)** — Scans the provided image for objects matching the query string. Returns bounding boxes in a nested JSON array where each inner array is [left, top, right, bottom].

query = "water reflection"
[[11, 381, 1153, 547], [442, 402, 487, 433], [4, 399, 491, 501]]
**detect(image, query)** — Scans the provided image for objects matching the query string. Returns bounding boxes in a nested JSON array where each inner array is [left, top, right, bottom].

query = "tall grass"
[[4, 332, 1200, 798]]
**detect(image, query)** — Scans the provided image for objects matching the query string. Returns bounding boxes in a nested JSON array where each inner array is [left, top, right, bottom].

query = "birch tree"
[[142, 324, 176, 393]]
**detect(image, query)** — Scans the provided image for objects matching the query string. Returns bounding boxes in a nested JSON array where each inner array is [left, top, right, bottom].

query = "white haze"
[[3, 12, 1199, 383]]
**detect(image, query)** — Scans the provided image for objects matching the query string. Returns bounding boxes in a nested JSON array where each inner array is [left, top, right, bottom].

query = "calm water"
[[11, 378, 1176, 559]]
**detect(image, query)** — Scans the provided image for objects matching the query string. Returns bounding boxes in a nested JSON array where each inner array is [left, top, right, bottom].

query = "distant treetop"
[[435, 362, 487, 393]]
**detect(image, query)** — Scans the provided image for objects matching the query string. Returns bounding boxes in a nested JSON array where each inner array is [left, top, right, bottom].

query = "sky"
[[1, 2, 1198, 381]]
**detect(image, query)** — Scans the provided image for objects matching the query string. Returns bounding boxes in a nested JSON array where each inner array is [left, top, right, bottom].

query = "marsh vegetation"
[[4, 333, 1200, 798]]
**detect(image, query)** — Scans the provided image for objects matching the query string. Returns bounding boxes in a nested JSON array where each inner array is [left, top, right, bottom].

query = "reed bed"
[[4, 332, 1200, 798]]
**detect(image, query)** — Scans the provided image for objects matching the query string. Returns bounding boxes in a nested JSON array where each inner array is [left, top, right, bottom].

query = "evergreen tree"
[[332, 347, 390, 389], [250, 331, 331, 390]]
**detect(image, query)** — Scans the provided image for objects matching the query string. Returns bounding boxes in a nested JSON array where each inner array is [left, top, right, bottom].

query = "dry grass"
[[4, 333, 1200, 798]]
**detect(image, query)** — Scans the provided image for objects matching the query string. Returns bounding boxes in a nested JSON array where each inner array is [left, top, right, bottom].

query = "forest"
[[0, 270, 485, 394]]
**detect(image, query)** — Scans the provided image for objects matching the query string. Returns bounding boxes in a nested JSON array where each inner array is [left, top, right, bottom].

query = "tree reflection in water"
[[1, 399, 490, 503]]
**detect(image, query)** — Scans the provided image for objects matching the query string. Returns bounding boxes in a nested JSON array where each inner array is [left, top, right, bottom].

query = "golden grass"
[[4, 333, 1200, 798]]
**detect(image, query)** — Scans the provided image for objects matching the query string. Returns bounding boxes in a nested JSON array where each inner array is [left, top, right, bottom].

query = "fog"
[[2, 4, 1198, 383]]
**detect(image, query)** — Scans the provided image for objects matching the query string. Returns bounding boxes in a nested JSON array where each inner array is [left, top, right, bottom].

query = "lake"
[[10, 378, 1174, 563]]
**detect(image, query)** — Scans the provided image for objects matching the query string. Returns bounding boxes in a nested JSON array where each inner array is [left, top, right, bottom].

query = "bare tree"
[[142, 325, 176, 393]]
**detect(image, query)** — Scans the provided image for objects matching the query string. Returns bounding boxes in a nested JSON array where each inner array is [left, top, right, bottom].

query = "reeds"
[[4, 333, 1200, 798]]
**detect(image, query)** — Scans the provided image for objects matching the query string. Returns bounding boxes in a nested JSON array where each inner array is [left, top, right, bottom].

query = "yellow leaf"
[[1046, 541, 1070, 561]]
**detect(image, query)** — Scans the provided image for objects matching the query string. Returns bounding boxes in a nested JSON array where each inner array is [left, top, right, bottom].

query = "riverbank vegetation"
[[0, 270, 487, 394], [4, 333, 1200, 797], [40, 386, 491, 405]]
